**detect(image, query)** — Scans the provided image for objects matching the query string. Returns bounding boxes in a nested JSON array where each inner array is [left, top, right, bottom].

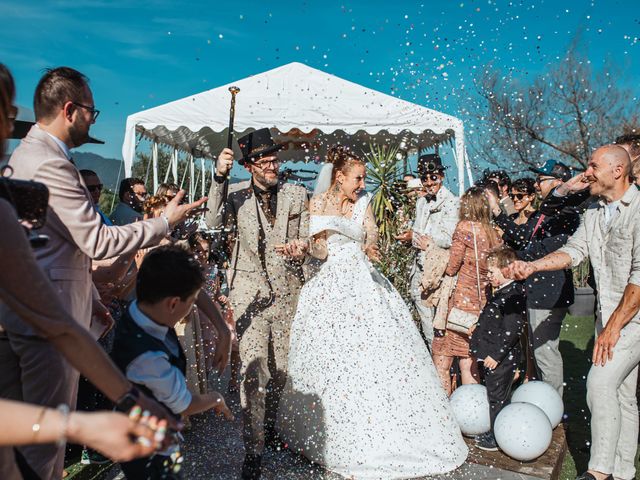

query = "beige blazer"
[[205, 178, 309, 320], [1, 126, 168, 335]]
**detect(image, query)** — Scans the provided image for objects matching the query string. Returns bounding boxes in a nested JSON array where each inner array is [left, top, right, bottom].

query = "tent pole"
[[200, 158, 206, 199], [452, 143, 465, 196], [172, 147, 179, 183], [152, 141, 159, 194], [464, 147, 474, 186], [189, 154, 195, 202], [162, 146, 171, 184], [179, 154, 188, 190]]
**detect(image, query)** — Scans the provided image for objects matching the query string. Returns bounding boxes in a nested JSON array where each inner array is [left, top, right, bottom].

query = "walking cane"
[[215, 87, 240, 270], [221, 86, 240, 203], [227, 86, 240, 151]]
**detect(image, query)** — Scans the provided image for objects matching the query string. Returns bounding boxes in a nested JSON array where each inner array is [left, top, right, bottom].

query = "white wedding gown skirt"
[[277, 195, 467, 479]]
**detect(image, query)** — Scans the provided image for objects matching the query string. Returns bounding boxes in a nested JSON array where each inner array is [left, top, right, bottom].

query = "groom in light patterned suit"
[[205, 128, 309, 480]]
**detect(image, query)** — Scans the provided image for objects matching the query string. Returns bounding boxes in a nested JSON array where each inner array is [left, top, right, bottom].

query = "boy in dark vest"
[[470, 246, 527, 451], [111, 245, 233, 479]]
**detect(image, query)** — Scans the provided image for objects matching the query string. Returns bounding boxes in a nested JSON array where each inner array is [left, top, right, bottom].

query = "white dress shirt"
[[125, 301, 192, 415]]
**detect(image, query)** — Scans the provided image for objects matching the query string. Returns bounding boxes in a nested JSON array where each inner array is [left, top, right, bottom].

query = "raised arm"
[[34, 158, 205, 260], [205, 148, 235, 230]]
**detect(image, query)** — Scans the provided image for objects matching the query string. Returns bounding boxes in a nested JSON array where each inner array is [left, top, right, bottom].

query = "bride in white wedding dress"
[[276, 147, 467, 479]]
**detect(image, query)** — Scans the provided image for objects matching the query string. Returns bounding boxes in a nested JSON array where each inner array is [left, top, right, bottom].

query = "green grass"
[[559, 315, 594, 479], [559, 315, 640, 479]]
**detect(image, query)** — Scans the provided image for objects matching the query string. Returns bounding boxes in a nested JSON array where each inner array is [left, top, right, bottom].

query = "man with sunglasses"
[[397, 154, 459, 350], [111, 177, 147, 225], [80, 169, 112, 225], [205, 128, 309, 480]]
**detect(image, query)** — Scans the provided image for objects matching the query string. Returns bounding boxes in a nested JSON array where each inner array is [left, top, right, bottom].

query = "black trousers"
[[483, 347, 521, 428], [120, 454, 181, 480]]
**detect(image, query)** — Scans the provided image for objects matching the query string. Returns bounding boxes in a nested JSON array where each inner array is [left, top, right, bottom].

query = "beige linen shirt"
[[559, 186, 640, 327]]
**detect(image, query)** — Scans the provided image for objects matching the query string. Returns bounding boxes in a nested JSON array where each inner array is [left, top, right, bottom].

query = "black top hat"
[[417, 153, 446, 177], [237, 128, 285, 165]]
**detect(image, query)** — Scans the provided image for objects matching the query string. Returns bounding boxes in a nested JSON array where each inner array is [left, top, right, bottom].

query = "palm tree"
[[364, 144, 415, 299]]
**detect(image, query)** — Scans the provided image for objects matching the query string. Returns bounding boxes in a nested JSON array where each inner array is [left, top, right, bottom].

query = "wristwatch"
[[114, 386, 141, 413]]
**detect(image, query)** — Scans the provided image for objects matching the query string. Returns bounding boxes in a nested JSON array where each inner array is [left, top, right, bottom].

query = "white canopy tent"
[[122, 62, 472, 195]]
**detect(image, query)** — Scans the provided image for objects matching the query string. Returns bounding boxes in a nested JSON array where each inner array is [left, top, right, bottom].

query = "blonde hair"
[[459, 186, 501, 247], [143, 195, 168, 217]]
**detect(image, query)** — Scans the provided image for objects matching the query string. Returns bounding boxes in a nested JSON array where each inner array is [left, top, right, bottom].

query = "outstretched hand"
[[275, 239, 309, 260], [555, 173, 590, 196], [502, 260, 536, 281], [395, 230, 413, 243], [163, 190, 208, 229]]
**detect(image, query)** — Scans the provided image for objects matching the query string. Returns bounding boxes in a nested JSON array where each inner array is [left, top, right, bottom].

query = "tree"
[[471, 39, 639, 172], [365, 143, 415, 301]]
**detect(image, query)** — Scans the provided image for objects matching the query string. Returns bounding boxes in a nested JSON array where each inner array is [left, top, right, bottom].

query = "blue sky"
[[2, 0, 639, 179]]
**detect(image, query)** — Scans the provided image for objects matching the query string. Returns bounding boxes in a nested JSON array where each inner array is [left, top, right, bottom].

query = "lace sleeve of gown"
[[308, 195, 328, 260]]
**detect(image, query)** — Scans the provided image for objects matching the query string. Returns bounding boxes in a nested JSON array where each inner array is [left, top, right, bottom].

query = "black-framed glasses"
[[86, 184, 103, 193], [72, 102, 100, 121], [253, 158, 279, 168]]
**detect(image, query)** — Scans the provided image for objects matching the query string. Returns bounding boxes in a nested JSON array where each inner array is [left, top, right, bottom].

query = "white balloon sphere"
[[449, 384, 491, 436], [494, 402, 553, 461], [512, 381, 564, 428]]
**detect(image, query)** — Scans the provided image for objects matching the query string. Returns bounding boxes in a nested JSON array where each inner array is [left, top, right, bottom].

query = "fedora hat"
[[237, 128, 285, 165]]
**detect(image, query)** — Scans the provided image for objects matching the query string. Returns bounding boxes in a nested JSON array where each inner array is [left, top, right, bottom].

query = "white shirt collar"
[[36, 124, 72, 161], [129, 300, 169, 342]]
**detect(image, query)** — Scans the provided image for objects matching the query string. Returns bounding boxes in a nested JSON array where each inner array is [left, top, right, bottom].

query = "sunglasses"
[[72, 102, 100, 121], [86, 184, 103, 192], [536, 176, 556, 185], [422, 174, 442, 183], [509, 192, 529, 201]]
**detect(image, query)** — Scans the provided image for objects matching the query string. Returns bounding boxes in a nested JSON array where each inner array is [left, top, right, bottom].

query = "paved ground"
[[92, 373, 539, 480]]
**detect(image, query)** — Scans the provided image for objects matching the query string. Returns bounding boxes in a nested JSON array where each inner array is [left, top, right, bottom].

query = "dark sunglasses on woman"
[[509, 192, 529, 201]]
